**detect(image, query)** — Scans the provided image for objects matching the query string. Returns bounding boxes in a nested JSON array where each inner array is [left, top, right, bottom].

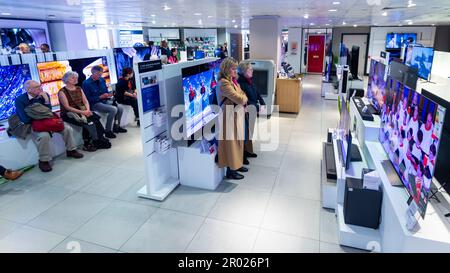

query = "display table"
[[275, 77, 302, 113]]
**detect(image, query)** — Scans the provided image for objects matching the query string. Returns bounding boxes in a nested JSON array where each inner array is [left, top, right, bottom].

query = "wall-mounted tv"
[[0, 28, 48, 54], [113, 46, 160, 78], [37, 56, 110, 107], [379, 83, 446, 218], [182, 61, 219, 137], [409, 47, 434, 80], [0, 64, 32, 121], [367, 59, 387, 112], [386, 33, 417, 50]]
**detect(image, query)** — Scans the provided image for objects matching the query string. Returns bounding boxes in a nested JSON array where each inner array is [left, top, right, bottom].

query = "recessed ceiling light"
[[353, 24, 358, 27], [408, 21, 413, 25], [342, 21, 346, 25], [163, 5, 171, 11], [1, 12, 11, 16], [232, 19, 236, 23], [328, 9, 337, 12], [304, 14, 309, 19], [208, 15, 213, 18], [152, 20, 156, 24], [198, 19, 203, 25], [333, 1, 340, 4], [194, 13, 202, 16], [382, 11, 388, 16], [164, 25, 167, 27], [431, 23, 436, 26], [325, 23, 330, 26], [151, 14, 156, 17], [234, 25, 238, 28]]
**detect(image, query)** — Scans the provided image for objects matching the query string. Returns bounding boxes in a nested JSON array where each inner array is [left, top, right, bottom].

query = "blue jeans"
[[92, 102, 122, 132]]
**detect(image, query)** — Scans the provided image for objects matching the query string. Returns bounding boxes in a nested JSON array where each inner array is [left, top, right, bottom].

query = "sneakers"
[[113, 125, 127, 133], [3, 169, 23, 180], [105, 131, 116, 139], [66, 150, 84, 159], [226, 168, 245, 180], [39, 161, 52, 172]]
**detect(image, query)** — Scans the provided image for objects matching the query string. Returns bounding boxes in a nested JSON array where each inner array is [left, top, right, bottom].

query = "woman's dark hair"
[[122, 67, 134, 77], [171, 48, 177, 55]]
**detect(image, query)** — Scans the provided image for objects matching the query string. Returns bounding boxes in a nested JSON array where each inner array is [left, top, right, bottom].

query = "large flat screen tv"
[[386, 33, 417, 50], [409, 47, 434, 80], [0, 28, 48, 54], [338, 98, 352, 170], [37, 56, 110, 107], [113, 47, 160, 78], [367, 59, 387, 112], [182, 62, 219, 137], [421, 89, 450, 195], [379, 83, 446, 218], [0, 64, 32, 121]]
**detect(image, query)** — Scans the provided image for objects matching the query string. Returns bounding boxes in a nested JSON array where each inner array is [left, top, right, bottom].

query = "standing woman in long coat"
[[217, 57, 248, 180]]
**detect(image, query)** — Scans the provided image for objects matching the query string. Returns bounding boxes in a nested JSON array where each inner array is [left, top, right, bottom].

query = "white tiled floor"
[[0, 75, 360, 253]]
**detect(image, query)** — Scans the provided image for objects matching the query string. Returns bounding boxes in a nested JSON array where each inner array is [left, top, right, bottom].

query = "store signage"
[[138, 60, 162, 73]]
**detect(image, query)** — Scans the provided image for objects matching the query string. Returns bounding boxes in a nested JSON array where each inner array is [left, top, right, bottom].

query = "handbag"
[[31, 114, 65, 132], [66, 112, 88, 124], [7, 114, 31, 139]]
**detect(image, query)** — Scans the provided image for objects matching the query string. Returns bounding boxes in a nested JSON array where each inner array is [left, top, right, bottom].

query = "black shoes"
[[105, 131, 116, 139], [243, 157, 250, 165], [94, 138, 112, 149], [237, 167, 248, 173], [113, 125, 128, 133], [226, 169, 244, 180], [245, 151, 257, 158]]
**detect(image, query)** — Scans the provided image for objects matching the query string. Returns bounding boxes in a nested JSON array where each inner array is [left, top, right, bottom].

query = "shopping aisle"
[[0, 75, 364, 253]]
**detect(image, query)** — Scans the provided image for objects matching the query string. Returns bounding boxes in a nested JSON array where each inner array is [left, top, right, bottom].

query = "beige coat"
[[218, 78, 248, 170]]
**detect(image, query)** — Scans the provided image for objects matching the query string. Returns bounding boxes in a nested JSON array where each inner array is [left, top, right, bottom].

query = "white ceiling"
[[0, 0, 449, 29]]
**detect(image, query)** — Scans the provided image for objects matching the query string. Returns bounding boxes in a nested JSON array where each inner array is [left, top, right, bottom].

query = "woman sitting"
[[115, 67, 140, 126], [58, 71, 111, 151]]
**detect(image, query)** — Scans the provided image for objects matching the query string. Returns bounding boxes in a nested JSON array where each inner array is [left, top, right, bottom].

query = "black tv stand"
[[428, 181, 447, 203], [350, 144, 362, 162]]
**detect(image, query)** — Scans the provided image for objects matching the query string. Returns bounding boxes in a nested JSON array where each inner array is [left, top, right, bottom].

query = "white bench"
[[0, 123, 83, 170]]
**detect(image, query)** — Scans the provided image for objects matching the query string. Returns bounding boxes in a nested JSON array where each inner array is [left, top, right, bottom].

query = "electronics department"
[[0, 0, 450, 257]]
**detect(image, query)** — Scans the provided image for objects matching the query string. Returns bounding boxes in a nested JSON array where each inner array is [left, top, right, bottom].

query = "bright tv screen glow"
[[182, 61, 220, 137], [37, 56, 110, 107], [0, 28, 48, 54], [409, 47, 434, 80], [379, 82, 446, 218], [367, 59, 387, 111], [386, 33, 417, 50], [0, 64, 32, 121]]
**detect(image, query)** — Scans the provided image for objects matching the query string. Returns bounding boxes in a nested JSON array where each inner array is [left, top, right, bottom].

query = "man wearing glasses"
[[82, 65, 127, 139], [15, 80, 83, 172]]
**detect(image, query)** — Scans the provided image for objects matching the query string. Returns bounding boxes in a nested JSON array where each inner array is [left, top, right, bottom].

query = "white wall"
[[368, 26, 436, 73], [249, 16, 281, 69], [183, 28, 217, 39], [49, 22, 88, 52], [287, 27, 302, 74]]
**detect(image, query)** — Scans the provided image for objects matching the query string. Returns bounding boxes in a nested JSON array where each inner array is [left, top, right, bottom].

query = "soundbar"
[[324, 142, 337, 180], [352, 96, 374, 121]]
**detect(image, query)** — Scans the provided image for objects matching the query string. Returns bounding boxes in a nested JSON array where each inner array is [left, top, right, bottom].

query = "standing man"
[[15, 80, 83, 172], [223, 42, 229, 58], [82, 65, 127, 139], [160, 40, 171, 57], [40, 43, 51, 53]]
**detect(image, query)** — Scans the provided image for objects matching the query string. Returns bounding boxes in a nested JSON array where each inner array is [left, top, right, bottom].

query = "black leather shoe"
[[237, 167, 248, 173], [114, 126, 128, 133], [243, 157, 250, 165], [245, 151, 257, 158], [226, 169, 244, 180], [105, 131, 117, 139]]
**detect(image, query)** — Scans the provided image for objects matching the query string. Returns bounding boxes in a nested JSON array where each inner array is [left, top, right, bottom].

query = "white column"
[[287, 27, 302, 74], [48, 22, 89, 51], [249, 16, 281, 69]]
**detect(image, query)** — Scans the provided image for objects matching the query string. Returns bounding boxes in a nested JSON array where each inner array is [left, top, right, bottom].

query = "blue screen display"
[[409, 47, 434, 80], [386, 33, 417, 49], [0, 64, 32, 121], [113, 46, 160, 78], [141, 84, 160, 113]]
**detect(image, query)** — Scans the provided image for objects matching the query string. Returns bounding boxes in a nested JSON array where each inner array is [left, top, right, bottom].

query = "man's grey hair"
[[62, 71, 79, 84], [24, 80, 39, 91], [91, 65, 104, 74]]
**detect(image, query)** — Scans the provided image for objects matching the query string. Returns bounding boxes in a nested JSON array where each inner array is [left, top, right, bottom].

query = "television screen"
[[182, 62, 219, 137], [379, 84, 446, 218], [338, 98, 352, 169], [421, 89, 450, 195], [113, 47, 159, 79], [0, 28, 48, 54], [409, 47, 434, 80], [0, 64, 32, 121], [367, 59, 387, 111], [386, 33, 417, 50], [37, 56, 110, 107]]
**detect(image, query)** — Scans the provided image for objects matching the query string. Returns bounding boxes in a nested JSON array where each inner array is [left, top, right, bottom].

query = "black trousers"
[[0, 165, 6, 176], [62, 114, 103, 143], [121, 98, 139, 119]]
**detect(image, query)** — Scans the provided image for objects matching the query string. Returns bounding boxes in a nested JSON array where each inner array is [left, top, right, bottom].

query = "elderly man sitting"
[[15, 80, 83, 172]]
